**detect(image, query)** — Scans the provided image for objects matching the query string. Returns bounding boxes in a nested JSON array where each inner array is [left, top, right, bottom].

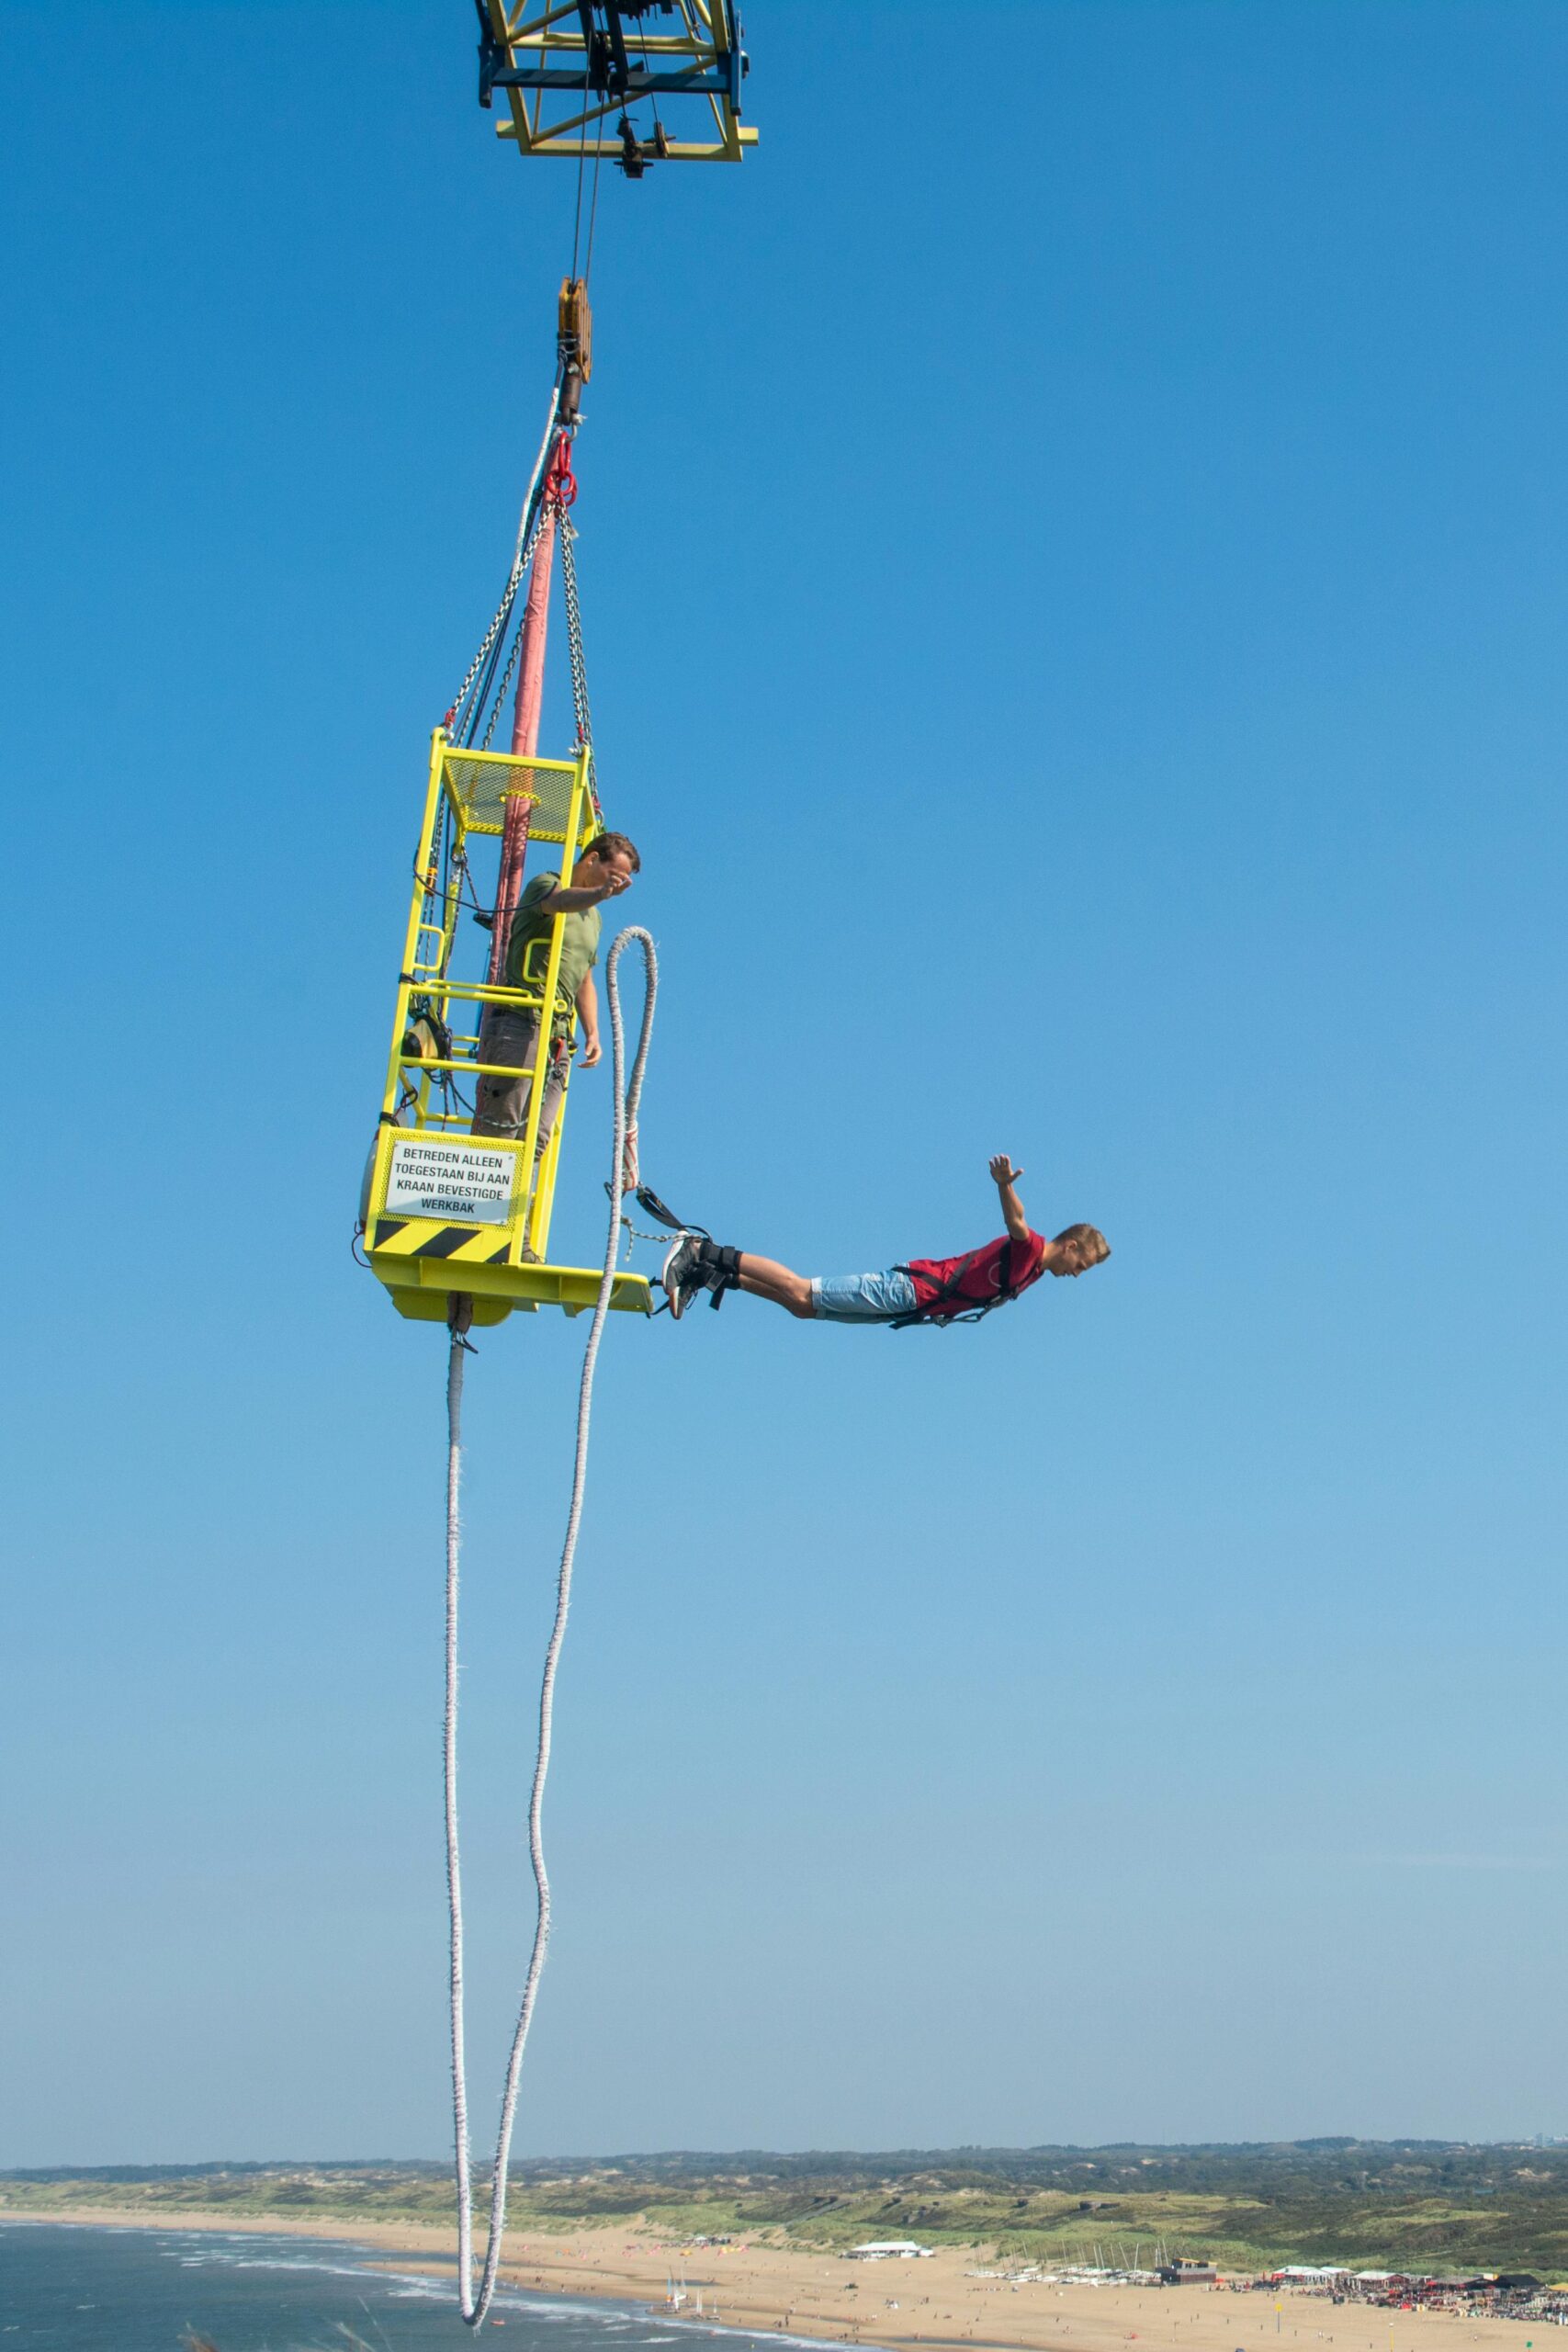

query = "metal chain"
[[559, 515, 592, 747], [448, 404, 599, 804], [559, 520, 604, 825], [558, 517, 603, 820], [478, 503, 548, 752], [482, 500, 554, 751], [478, 624, 523, 752], [447, 574, 520, 742], [617, 1209, 671, 1255], [450, 494, 544, 745]]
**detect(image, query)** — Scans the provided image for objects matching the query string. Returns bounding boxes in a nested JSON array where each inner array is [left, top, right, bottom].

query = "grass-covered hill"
[[6, 2143, 1568, 2277]]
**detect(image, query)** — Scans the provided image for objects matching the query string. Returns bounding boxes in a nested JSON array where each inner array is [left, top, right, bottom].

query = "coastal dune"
[[10, 2209, 1550, 2352]]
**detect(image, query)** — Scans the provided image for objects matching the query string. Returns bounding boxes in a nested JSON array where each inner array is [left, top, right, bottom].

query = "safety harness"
[[886, 1237, 1032, 1330], [630, 1195, 1037, 1329]]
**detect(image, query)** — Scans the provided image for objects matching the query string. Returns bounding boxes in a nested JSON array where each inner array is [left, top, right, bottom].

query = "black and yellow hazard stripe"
[[371, 1217, 513, 1265], [367, 1215, 652, 1320]]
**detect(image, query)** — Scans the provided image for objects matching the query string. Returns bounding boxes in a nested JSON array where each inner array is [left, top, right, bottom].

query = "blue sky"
[[2, 0, 1565, 2166]]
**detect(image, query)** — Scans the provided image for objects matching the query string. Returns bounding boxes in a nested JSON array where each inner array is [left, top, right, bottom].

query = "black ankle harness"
[[698, 1238, 742, 1308]]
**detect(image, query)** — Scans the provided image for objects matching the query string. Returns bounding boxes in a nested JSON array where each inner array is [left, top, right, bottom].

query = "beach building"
[[846, 2242, 934, 2261]]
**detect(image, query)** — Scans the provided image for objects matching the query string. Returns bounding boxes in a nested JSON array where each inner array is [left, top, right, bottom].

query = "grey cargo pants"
[[471, 1006, 568, 1148]]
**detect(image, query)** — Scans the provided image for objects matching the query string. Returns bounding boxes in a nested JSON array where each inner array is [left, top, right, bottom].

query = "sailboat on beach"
[[662, 2268, 716, 2322]]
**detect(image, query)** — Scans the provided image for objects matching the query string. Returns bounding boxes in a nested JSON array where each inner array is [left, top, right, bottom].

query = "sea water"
[[0, 2223, 832, 2352]]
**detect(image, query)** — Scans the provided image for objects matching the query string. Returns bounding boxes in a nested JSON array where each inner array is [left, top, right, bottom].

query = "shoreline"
[[0, 2209, 1557, 2352]]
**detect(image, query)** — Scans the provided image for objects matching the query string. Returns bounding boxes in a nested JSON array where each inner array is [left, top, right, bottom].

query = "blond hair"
[[1053, 1222, 1111, 1264]]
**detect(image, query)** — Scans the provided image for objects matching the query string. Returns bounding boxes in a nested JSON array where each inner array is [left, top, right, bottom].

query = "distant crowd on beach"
[[1261, 2271, 1566, 2325]]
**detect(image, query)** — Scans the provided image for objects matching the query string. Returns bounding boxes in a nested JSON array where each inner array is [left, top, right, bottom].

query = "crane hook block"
[[558, 278, 592, 381], [558, 278, 592, 428], [557, 279, 594, 437]]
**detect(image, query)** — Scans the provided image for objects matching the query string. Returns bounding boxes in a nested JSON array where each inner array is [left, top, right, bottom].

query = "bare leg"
[[735, 1251, 815, 1318]]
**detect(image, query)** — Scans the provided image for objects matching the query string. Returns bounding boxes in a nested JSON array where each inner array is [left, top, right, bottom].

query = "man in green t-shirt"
[[472, 830, 640, 1146]]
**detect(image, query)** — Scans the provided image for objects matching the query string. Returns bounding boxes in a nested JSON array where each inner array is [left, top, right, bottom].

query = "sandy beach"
[[6, 2208, 1555, 2352]]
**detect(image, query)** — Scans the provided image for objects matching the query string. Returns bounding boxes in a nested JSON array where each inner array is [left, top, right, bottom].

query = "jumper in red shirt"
[[902, 1230, 1049, 1321]]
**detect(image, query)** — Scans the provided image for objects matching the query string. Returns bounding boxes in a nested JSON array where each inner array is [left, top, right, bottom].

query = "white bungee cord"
[[442, 926, 658, 2328]]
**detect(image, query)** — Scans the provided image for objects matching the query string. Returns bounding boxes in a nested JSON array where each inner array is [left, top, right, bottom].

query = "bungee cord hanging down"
[[442, 928, 658, 2331]]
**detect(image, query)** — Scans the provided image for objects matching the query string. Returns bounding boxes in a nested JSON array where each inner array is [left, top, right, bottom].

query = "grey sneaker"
[[660, 1232, 708, 1320]]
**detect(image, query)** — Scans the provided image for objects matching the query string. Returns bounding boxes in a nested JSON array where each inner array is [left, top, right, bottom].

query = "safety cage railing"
[[362, 729, 651, 1324]]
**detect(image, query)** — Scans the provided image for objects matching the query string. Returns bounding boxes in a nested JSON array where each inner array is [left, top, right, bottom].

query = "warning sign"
[[386, 1139, 517, 1227]]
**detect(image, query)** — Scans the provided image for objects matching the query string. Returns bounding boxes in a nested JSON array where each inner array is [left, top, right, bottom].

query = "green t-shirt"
[[503, 868, 600, 1036]]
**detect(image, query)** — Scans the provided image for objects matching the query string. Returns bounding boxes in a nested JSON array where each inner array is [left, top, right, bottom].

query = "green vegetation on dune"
[[6, 2144, 1568, 2277]]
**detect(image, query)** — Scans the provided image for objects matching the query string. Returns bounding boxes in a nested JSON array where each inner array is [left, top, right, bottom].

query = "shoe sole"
[[661, 1235, 696, 1320]]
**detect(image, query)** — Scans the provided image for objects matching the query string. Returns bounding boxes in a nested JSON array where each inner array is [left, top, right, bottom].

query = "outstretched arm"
[[989, 1153, 1032, 1244], [537, 867, 633, 915]]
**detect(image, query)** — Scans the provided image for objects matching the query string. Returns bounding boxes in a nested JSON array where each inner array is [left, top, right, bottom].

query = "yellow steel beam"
[[482, 0, 755, 164], [496, 125, 756, 157]]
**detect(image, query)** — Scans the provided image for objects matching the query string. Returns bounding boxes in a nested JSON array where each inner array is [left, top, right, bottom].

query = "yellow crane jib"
[[476, 1, 758, 170], [362, 729, 652, 1327]]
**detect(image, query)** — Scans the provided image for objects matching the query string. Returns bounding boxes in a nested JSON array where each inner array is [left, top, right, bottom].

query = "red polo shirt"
[[903, 1230, 1049, 1321]]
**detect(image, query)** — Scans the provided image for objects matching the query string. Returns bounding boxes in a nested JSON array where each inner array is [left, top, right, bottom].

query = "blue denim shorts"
[[810, 1267, 919, 1323]]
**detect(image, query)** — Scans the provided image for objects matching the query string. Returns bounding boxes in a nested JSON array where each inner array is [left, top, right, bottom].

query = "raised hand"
[[989, 1153, 1024, 1189]]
